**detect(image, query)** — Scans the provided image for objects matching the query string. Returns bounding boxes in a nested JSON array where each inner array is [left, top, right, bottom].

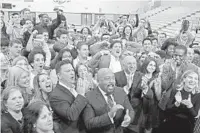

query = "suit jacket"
[[114, 70, 128, 88], [115, 70, 144, 132], [1, 112, 22, 133], [115, 71, 142, 89], [115, 70, 143, 99], [83, 87, 135, 133], [49, 84, 88, 133]]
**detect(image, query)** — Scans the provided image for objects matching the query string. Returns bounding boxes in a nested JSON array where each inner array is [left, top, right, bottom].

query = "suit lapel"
[[121, 71, 127, 86], [95, 87, 110, 112], [57, 84, 75, 100]]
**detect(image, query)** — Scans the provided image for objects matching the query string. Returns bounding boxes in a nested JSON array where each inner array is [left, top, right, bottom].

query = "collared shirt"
[[59, 81, 78, 97], [98, 87, 116, 123], [109, 54, 122, 73], [124, 71, 134, 87], [7, 25, 23, 40], [124, 71, 134, 94]]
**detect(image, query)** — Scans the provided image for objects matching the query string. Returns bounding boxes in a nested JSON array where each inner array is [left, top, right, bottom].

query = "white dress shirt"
[[123, 72, 134, 94], [109, 54, 122, 73], [59, 82, 78, 97], [124, 72, 134, 88]]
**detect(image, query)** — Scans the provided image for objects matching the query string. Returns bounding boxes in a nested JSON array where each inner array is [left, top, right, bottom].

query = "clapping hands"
[[141, 75, 149, 90], [181, 94, 193, 108], [175, 91, 182, 103], [175, 91, 193, 108], [121, 109, 131, 127]]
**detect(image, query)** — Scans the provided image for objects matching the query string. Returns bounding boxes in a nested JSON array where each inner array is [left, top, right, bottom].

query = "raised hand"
[[181, 94, 193, 108], [32, 30, 38, 36], [121, 109, 131, 127], [76, 78, 85, 96], [22, 24, 28, 32], [100, 50, 110, 56], [8, 16, 13, 25], [175, 91, 182, 103]]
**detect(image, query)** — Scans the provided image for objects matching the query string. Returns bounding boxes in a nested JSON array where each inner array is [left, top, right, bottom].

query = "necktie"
[[106, 94, 114, 109], [70, 85, 77, 97], [127, 75, 132, 87]]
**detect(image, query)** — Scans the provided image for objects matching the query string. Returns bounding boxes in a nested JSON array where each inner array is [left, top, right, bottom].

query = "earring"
[[33, 124, 36, 128]]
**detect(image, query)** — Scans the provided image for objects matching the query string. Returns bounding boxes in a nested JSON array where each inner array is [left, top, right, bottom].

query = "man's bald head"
[[97, 68, 115, 95], [97, 68, 114, 81], [122, 56, 137, 74]]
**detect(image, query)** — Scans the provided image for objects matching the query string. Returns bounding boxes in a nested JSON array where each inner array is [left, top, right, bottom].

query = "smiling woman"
[[6, 66, 34, 107], [159, 70, 200, 133]]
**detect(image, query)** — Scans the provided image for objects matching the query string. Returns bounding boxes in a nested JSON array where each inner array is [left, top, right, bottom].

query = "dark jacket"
[[49, 83, 88, 133], [1, 112, 23, 133], [83, 87, 135, 133]]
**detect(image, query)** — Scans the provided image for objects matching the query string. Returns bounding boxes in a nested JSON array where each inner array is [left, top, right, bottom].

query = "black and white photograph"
[[0, 0, 200, 133]]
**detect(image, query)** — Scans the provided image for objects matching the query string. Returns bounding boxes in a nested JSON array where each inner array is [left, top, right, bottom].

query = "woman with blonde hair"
[[6, 66, 34, 107], [159, 70, 200, 133], [12, 56, 30, 70]]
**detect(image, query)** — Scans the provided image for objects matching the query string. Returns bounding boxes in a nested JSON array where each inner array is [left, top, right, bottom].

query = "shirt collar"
[[124, 70, 134, 78], [98, 86, 107, 96], [59, 81, 75, 91], [110, 54, 119, 61]]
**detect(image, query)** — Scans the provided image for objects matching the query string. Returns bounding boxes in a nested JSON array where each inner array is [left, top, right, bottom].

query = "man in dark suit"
[[115, 56, 142, 95], [115, 56, 143, 133], [83, 68, 135, 133], [49, 60, 88, 133]]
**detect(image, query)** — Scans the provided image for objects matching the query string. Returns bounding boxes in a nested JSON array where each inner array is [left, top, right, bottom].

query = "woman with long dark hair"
[[139, 57, 161, 133]]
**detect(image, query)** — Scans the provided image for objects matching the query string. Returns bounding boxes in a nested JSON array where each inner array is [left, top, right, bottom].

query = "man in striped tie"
[[83, 68, 135, 133]]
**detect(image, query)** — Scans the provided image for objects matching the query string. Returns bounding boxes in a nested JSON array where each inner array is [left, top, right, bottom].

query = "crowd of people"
[[1, 7, 200, 133]]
